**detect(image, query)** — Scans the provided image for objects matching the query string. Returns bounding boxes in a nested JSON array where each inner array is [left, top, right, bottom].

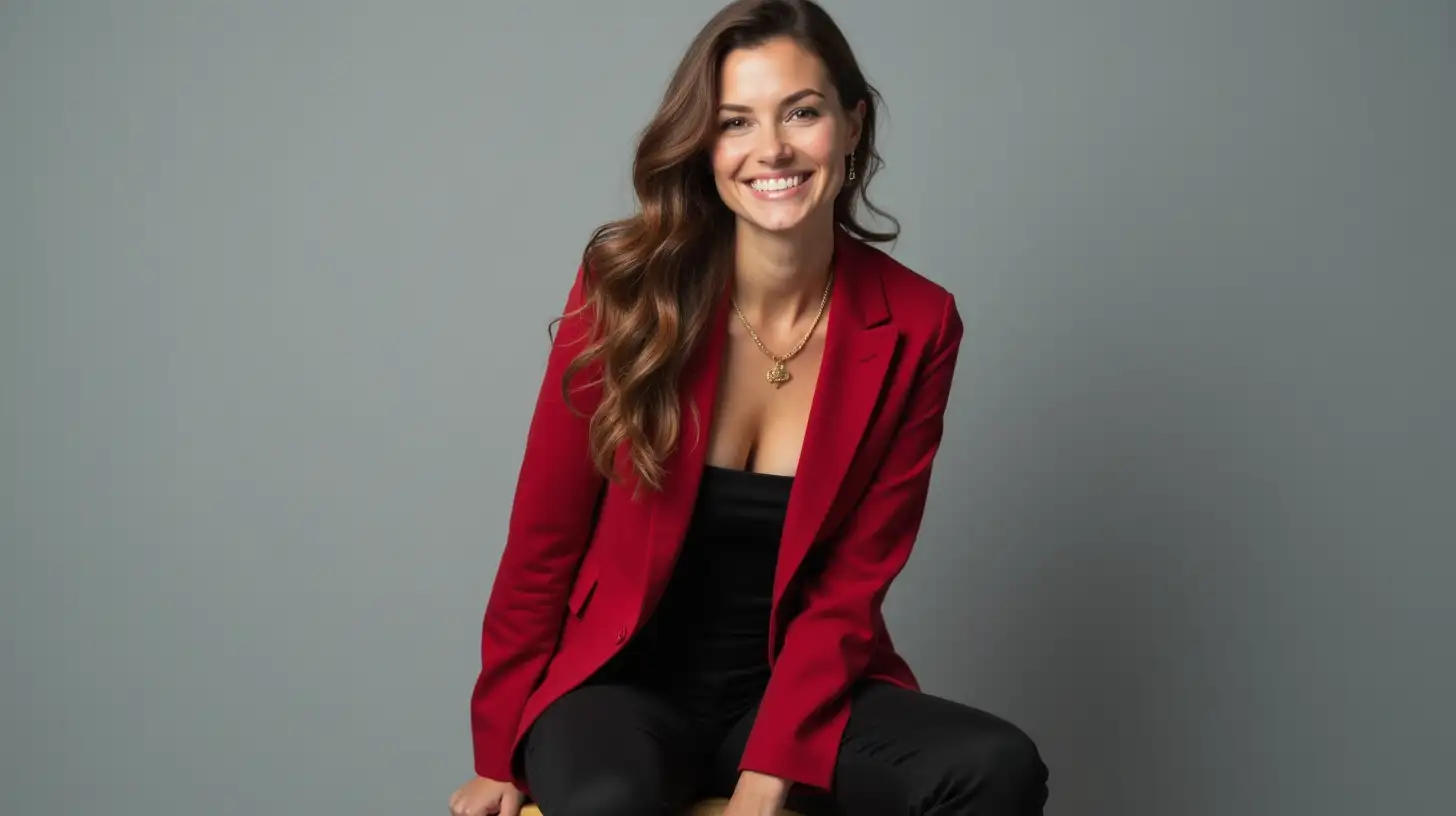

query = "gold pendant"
[[766, 360, 791, 388]]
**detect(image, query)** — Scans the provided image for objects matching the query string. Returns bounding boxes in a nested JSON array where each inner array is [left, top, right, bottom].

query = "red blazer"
[[470, 227, 965, 795]]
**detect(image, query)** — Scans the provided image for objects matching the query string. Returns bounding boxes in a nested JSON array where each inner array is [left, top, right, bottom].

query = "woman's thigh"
[[710, 682, 1049, 816], [521, 683, 708, 816]]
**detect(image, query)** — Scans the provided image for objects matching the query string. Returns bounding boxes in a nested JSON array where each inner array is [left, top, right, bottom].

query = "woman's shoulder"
[[843, 236, 960, 334]]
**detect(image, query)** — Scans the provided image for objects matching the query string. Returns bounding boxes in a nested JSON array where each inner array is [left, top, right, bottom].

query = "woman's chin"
[[737, 202, 826, 235]]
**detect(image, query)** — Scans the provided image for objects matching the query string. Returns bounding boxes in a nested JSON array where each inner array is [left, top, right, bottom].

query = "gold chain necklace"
[[731, 271, 834, 389]]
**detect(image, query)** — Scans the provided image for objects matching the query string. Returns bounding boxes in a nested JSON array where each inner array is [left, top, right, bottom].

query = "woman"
[[449, 2, 1048, 814]]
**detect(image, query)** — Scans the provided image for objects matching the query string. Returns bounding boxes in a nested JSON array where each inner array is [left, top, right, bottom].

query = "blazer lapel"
[[773, 232, 898, 617]]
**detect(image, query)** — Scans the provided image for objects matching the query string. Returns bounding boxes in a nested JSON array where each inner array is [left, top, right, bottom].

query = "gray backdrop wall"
[[3, 1, 1452, 814]]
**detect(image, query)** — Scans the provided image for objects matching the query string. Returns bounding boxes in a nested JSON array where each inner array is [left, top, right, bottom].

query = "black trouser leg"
[[520, 683, 706, 816], [711, 681, 1050, 816]]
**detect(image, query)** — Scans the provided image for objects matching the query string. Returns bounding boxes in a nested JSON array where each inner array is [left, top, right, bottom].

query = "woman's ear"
[[846, 99, 867, 154]]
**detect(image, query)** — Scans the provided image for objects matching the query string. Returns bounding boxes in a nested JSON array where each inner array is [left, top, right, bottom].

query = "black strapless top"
[[608, 464, 792, 729]]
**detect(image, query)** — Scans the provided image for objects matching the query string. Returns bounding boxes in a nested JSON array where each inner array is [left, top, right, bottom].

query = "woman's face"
[[710, 37, 864, 237]]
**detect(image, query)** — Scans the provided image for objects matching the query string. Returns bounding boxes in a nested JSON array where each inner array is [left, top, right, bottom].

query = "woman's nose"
[[755, 126, 793, 165]]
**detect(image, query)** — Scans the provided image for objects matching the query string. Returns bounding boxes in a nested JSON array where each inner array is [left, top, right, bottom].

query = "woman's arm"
[[738, 292, 965, 792], [469, 266, 606, 781]]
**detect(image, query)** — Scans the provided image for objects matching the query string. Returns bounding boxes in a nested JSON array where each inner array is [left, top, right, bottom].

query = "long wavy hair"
[[562, 0, 898, 492]]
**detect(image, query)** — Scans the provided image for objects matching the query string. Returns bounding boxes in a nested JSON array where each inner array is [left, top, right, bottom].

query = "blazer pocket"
[[567, 565, 599, 618]]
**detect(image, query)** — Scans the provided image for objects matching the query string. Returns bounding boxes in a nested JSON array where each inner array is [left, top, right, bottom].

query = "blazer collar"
[[829, 226, 892, 332]]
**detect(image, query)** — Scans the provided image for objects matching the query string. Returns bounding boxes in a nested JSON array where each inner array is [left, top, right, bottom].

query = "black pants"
[[520, 679, 1049, 816]]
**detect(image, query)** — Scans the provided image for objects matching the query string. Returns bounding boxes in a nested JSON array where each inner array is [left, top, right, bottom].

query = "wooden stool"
[[520, 798, 804, 815]]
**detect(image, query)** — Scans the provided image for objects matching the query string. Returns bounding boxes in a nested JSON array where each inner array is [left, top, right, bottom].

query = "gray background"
[[2, 1, 1452, 814]]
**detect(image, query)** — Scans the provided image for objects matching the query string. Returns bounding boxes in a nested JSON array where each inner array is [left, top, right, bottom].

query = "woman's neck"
[[731, 219, 836, 328]]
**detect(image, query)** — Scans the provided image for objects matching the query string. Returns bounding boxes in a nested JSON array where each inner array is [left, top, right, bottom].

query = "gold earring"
[[848, 152, 856, 181]]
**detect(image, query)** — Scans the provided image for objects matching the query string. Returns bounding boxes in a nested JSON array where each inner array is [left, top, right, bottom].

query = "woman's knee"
[[949, 720, 1049, 806]]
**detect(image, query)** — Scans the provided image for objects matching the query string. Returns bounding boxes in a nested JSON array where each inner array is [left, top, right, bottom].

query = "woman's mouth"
[[745, 171, 813, 200]]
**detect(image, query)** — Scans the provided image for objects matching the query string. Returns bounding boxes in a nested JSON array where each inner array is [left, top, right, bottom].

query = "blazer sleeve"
[[738, 292, 965, 792], [469, 265, 606, 781]]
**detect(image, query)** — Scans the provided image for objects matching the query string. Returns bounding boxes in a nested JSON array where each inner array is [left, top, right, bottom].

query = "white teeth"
[[750, 174, 803, 192]]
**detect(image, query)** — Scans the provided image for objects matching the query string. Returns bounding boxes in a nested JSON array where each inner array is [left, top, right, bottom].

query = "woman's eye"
[[721, 108, 818, 130]]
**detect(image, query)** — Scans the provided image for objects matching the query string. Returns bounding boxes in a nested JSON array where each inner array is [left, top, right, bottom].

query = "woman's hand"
[[448, 775, 525, 816], [722, 770, 791, 816]]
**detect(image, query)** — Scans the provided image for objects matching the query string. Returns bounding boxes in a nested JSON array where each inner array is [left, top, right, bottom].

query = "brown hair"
[[562, 0, 897, 491]]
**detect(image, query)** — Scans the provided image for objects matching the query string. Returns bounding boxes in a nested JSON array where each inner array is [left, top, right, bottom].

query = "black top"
[[611, 464, 792, 730]]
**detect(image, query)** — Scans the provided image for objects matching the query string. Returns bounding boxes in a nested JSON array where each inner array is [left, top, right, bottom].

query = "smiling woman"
[[448, 2, 1050, 815]]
